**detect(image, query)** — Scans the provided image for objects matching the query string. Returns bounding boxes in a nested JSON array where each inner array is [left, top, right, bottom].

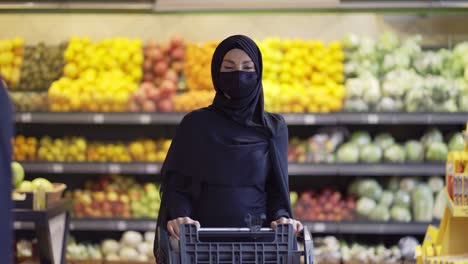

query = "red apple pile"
[[127, 36, 185, 112], [294, 188, 356, 222]]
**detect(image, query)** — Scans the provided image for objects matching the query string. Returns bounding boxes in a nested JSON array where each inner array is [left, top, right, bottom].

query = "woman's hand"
[[167, 217, 201, 240], [270, 217, 303, 236]]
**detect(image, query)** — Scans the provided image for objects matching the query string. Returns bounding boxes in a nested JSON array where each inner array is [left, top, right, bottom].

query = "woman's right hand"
[[167, 217, 201, 240]]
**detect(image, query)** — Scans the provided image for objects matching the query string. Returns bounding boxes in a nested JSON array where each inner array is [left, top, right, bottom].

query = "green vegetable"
[[390, 205, 412, 222], [382, 51, 411, 73], [357, 179, 383, 200], [421, 128, 444, 149], [348, 179, 361, 196], [374, 133, 395, 150], [413, 51, 444, 75], [433, 189, 446, 220], [377, 97, 399, 112], [394, 190, 411, 208], [344, 98, 369, 112], [404, 140, 424, 162], [428, 176, 444, 193], [369, 205, 390, 221], [379, 191, 394, 207], [337, 143, 360, 163], [357, 197, 377, 217], [360, 144, 383, 163], [411, 184, 434, 222], [400, 177, 418, 193], [343, 33, 361, 51], [387, 177, 400, 192], [448, 133, 465, 151], [377, 32, 399, 53], [426, 142, 448, 161], [384, 144, 406, 163], [351, 131, 372, 146]]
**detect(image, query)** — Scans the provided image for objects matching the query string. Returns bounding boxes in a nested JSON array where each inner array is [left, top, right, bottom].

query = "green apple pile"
[[12, 161, 54, 193]]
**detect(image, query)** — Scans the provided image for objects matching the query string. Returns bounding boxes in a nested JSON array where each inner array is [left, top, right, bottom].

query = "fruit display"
[[9, 91, 48, 112], [262, 39, 345, 113], [343, 32, 468, 112], [0, 37, 24, 89], [313, 236, 418, 264], [349, 176, 445, 222], [67, 175, 159, 218], [294, 187, 356, 222], [127, 80, 176, 112], [87, 142, 132, 162], [184, 41, 219, 91], [13, 136, 37, 161], [17, 43, 67, 91], [37, 136, 87, 162], [173, 89, 215, 112], [128, 139, 170, 162], [48, 37, 142, 112], [66, 231, 155, 262]]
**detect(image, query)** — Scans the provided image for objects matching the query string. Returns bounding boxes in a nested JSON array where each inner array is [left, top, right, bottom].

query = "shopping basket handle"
[[300, 225, 314, 264]]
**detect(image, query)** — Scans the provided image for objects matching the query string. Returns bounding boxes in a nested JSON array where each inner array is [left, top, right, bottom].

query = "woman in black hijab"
[[155, 35, 302, 249]]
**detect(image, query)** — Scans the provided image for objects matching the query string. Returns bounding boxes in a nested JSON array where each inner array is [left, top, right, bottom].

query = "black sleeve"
[[267, 118, 291, 221]]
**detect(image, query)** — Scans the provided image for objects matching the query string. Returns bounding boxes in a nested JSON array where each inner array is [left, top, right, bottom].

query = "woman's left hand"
[[270, 217, 303, 236]]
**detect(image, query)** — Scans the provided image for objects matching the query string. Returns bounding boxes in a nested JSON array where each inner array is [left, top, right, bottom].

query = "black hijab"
[[155, 35, 292, 258]]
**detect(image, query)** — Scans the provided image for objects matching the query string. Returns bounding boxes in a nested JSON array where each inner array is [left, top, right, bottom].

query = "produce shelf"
[[20, 161, 445, 176], [19, 161, 162, 175], [59, 218, 436, 235], [14, 112, 468, 125]]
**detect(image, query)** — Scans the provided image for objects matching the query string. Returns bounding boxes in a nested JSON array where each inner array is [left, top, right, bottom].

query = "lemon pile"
[[0, 37, 24, 89], [48, 37, 143, 112]]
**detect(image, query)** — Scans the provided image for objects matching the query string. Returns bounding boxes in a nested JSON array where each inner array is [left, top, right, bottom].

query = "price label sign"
[[20, 113, 32, 123], [145, 164, 159, 174], [304, 114, 316, 125], [52, 164, 64, 173], [109, 164, 121, 174], [367, 114, 379, 124], [313, 223, 326, 232], [139, 114, 151, 124], [92, 114, 105, 124], [117, 221, 128, 231]]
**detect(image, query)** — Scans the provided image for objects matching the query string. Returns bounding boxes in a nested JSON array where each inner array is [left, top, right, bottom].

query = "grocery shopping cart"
[[156, 219, 314, 264]]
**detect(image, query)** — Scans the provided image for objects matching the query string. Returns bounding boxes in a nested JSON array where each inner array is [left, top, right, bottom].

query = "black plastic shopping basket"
[[157, 223, 314, 264]]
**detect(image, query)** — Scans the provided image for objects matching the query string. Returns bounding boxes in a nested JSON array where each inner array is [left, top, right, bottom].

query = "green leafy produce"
[[344, 98, 369, 112], [382, 51, 411, 73], [360, 144, 383, 163], [411, 184, 434, 222], [343, 33, 360, 50], [426, 142, 448, 161], [390, 205, 412, 222], [337, 143, 360, 163], [405, 86, 432, 112], [413, 51, 444, 75], [394, 190, 411, 208], [404, 140, 424, 162], [374, 133, 395, 150], [421, 128, 444, 149], [433, 189, 446, 220], [376, 97, 401, 112], [379, 191, 394, 207], [369, 205, 390, 221], [387, 177, 400, 192], [400, 177, 418, 193], [351, 131, 372, 146], [384, 144, 406, 163], [357, 179, 383, 200], [448, 133, 465, 151], [348, 180, 361, 196], [428, 176, 444, 193], [377, 32, 399, 53], [357, 197, 377, 217], [399, 237, 419, 260]]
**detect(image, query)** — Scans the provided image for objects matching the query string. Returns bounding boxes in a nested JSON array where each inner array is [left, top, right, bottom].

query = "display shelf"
[[19, 161, 162, 175], [14, 112, 468, 125], [63, 218, 436, 235], [19, 161, 445, 176]]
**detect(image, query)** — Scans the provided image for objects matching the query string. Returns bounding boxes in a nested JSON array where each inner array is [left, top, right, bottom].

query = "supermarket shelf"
[[19, 161, 162, 174], [14, 112, 468, 125], [20, 161, 444, 176], [288, 163, 445, 176], [63, 218, 436, 235], [69, 218, 156, 231]]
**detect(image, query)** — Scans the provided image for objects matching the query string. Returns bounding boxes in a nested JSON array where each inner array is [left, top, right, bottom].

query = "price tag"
[[313, 223, 326, 232], [145, 164, 159, 174], [367, 114, 379, 124], [20, 113, 32, 123], [304, 114, 316, 125], [69, 223, 75, 230], [139, 114, 151, 124], [109, 164, 121, 174], [117, 221, 128, 231], [14, 221, 22, 229], [92, 114, 105, 124], [52, 164, 64, 173]]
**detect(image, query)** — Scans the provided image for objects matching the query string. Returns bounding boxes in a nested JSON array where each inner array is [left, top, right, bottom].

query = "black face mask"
[[218, 71, 258, 100]]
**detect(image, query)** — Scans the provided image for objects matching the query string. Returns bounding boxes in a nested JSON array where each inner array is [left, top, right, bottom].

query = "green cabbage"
[[428, 176, 444, 193], [387, 177, 400, 192], [400, 177, 419, 193], [357, 179, 383, 200], [411, 184, 434, 222], [391, 205, 412, 222], [379, 191, 394, 207], [337, 143, 360, 163], [433, 189, 446, 220], [357, 197, 377, 217], [448, 133, 465, 151], [394, 190, 411, 208], [384, 144, 406, 162], [426, 142, 448, 161], [360, 144, 383, 163], [369, 205, 390, 222], [421, 128, 444, 149], [351, 131, 372, 146], [404, 140, 424, 162], [374, 133, 395, 150]]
